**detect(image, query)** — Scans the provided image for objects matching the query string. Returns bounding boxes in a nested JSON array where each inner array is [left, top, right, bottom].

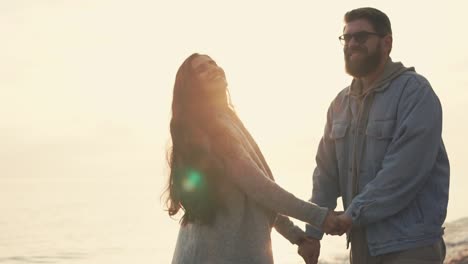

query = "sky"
[[1, 0, 468, 255]]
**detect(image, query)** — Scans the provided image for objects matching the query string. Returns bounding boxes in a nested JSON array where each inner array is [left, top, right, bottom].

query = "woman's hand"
[[321, 211, 352, 235]]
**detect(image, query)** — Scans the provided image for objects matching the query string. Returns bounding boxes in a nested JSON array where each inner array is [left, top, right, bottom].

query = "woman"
[[165, 53, 340, 264]]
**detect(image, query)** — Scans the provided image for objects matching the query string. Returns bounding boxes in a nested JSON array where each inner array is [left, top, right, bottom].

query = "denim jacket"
[[306, 60, 450, 256]]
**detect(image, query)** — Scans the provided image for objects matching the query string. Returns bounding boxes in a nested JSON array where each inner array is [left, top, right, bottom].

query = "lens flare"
[[182, 169, 202, 192]]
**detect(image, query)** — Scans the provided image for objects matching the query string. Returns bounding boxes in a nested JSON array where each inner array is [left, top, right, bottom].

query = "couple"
[[165, 7, 449, 264]]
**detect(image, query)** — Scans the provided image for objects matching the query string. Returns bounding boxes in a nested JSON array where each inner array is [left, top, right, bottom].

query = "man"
[[298, 7, 450, 264]]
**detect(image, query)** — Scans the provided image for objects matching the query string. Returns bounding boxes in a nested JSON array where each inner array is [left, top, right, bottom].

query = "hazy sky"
[[1, 0, 467, 224]]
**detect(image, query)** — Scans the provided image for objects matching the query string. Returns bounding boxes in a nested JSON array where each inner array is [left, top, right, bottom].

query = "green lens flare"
[[182, 169, 202, 192]]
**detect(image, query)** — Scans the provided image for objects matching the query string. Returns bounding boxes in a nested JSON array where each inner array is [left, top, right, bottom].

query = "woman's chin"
[[204, 79, 227, 91]]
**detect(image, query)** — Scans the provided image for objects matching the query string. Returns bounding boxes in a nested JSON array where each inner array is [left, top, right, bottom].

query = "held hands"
[[297, 237, 320, 264], [297, 211, 351, 263], [321, 211, 352, 236]]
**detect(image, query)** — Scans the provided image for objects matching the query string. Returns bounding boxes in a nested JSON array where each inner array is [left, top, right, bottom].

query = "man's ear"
[[384, 34, 393, 54]]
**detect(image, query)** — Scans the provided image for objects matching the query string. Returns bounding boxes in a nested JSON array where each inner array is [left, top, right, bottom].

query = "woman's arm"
[[212, 116, 329, 229]]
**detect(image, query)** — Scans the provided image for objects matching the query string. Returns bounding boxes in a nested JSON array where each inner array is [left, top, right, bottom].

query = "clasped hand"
[[321, 211, 352, 236], [297, 212, 351, 264]]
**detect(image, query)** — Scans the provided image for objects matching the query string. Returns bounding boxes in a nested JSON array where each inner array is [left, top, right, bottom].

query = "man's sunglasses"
[[338, 31, 385, 45]]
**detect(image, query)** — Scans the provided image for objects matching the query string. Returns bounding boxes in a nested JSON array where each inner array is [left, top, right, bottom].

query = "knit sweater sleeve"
[[274, 214, 308, 244], [212, 116, 329, 229]]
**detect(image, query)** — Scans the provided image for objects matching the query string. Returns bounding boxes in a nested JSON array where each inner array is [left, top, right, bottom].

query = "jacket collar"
[[347, 58, 414, 98]]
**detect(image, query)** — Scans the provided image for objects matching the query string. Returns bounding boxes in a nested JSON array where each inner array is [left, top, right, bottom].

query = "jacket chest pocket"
[[365, 120, 396, 163], [330, 122, 349, 161]]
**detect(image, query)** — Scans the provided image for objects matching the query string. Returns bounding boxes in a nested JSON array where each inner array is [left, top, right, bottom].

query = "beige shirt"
[[171, 114, 328, 264]]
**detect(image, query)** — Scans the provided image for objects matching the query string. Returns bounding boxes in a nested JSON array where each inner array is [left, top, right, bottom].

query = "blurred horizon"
[[1, 1, 468, 263]]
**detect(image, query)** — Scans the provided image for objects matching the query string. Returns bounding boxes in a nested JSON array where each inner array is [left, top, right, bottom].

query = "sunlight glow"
[[1, 1, 467, 263], [182, 169, 203, 192]]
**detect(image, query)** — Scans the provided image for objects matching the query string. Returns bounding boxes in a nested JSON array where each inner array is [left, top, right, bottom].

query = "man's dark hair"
[[344, 7, 392, 35]]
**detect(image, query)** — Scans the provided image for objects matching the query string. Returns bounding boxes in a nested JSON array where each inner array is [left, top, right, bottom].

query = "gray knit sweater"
[[171, 114, 328, 264]]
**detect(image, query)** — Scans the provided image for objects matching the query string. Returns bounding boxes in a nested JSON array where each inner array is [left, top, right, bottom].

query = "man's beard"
[[345, 44, 382, 78]]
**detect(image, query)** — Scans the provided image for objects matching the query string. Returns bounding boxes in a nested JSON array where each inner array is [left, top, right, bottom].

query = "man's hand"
[[336, 213, 352, 234], [297, 237, 320, 264], [321, 211, 351, 235]]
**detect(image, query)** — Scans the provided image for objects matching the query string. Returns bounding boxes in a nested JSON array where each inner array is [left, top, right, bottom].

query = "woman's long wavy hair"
[[165, 53, 236, 225]]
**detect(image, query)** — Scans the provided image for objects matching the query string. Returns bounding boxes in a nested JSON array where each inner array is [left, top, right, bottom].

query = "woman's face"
[[191, 55, 227, 92]]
